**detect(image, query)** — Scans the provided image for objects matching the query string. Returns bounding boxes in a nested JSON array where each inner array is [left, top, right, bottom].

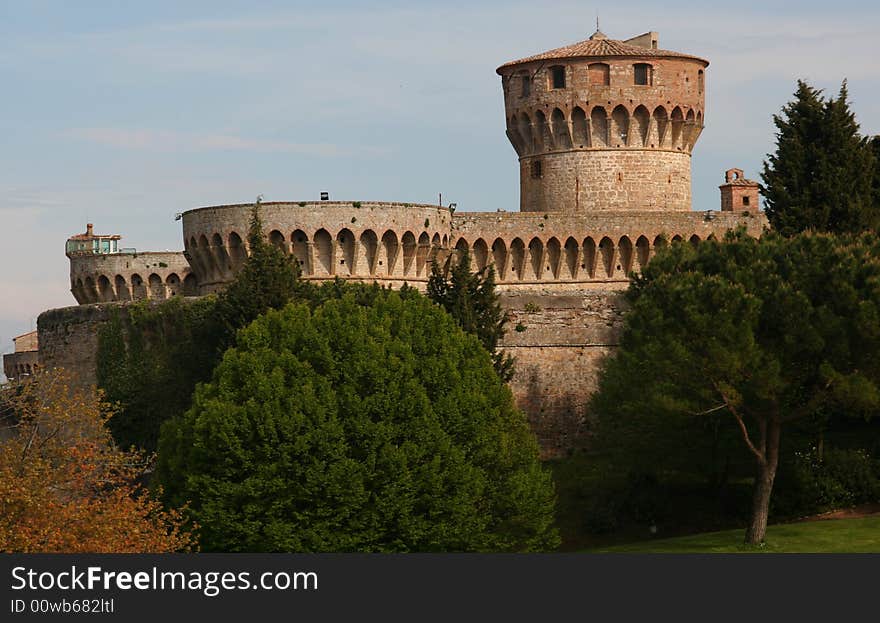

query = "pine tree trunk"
[[745, 421, 781, 545]]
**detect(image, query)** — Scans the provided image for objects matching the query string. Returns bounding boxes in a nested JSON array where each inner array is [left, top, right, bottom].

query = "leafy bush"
[[157, 290, 559, 552], [773, 447, 880, 517]]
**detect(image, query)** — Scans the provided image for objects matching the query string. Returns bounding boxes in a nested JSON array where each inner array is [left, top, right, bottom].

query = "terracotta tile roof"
[[497, 36, 708, 73], [723, 178, 759, 187]]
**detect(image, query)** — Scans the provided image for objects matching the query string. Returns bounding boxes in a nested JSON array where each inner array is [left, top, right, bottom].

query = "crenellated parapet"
[[176, 202, 765, 294], [69, 251, 197, 304], [181, 201, 455, 292], [451, 210, 764, 289], [502, 93, 704, 157]]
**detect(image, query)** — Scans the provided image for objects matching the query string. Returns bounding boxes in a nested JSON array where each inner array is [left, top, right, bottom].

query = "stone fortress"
[[32, 28, 766, 457]]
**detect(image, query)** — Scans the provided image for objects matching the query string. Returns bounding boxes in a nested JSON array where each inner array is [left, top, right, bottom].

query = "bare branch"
[[35, 420, 66, 449], [730, 404, 765, 465], [690, 403, 729, 417], [713, 382, 765, 465], [18, 421, 39, 473]]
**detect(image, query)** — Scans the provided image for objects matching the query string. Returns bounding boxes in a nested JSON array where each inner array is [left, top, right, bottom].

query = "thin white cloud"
[[63, 127, 388, 157], [0, 191, 66, 212], [155, 14, 315, 33]]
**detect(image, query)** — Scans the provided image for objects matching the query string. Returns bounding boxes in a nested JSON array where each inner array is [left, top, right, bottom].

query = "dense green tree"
[[157, 290, 558, 552], [590, 231, 880, 544], [762, 80, 877, 235], [427, 250, 514, 381]]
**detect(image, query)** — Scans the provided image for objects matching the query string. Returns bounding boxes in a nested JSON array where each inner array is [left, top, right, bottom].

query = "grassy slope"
[[587, 516, 880, 553]]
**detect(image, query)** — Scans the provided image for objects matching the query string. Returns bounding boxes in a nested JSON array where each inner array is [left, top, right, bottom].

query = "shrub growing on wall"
[[97, 296, 223, 451], [97, 206, 306, 451]]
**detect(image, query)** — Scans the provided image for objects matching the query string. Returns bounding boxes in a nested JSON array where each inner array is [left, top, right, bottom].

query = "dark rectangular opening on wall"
[[742, 196, 750, 206], [550, 66, 566, 89], [521, 74, 531, 97], [634, 63, 652, 86], [531, 160, 543, 179]]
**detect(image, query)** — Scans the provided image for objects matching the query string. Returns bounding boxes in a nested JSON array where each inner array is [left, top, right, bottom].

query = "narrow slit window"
[[550, 66, 566, 89], [521, 74, 531, 97], [634, 63, 652, 86]]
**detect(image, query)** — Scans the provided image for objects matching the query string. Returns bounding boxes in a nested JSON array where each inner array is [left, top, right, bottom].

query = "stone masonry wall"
[[499, 288, 627, 458], [720, 184, 760, 212], [37, 305, 115, 388], [520, 150, 692, 212]]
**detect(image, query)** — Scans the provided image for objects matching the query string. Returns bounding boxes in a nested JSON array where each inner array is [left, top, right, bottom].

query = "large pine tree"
[[590, 231, 880, 544], [762, 80, 877, 235]]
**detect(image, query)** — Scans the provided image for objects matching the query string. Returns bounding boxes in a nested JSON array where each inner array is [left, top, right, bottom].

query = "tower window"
[[588, 63, 610, 86], [550, 66, 566, 89], [742, 196, 750, 206], [531, 160, 543, 179], [698, 69, 704, 94], [521, 74, 531, 97], [634, 63, 653, 86]]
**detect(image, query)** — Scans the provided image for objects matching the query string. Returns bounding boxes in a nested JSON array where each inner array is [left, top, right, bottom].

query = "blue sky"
[[1, 0, 879, 359]]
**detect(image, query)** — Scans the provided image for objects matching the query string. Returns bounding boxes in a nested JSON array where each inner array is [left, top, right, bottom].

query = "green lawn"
[[587, 516, 880, 553]]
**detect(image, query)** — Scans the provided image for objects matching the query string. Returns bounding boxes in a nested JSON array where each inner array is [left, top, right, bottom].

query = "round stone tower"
[[497, 29, 708, 213]]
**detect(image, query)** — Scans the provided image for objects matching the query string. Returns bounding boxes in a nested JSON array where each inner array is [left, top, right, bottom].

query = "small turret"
[[719, 168, 760, 212]]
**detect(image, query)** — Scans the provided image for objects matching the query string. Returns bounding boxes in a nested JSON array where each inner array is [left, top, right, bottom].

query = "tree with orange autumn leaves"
[[0, 371, 195, 552]]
